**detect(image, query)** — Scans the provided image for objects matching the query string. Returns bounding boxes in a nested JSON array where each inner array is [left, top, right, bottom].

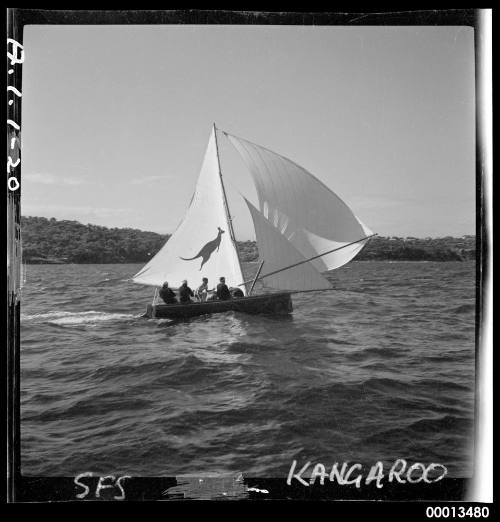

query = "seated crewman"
[[195, 277, 209, 302], [216, 277, 232, 301], [232, 287, 244, 298], [179, 279, 194, 304], [159, 281, 177, 304]]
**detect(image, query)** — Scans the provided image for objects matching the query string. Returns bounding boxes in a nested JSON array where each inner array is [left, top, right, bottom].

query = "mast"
[[213, 123, 248, 293]]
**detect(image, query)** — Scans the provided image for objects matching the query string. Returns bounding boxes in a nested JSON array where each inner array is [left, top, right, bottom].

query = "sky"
[[21, 24, 475, 239]]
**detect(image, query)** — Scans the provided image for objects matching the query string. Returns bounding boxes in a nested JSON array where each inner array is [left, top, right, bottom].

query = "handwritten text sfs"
[[74, 472, 131, 500]]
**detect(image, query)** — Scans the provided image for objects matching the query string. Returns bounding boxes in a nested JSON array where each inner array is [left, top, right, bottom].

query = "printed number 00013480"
[[426, 506, 490, 518]]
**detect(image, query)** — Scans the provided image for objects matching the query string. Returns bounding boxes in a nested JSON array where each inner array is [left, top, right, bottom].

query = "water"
[[20, 261, 476, 478]]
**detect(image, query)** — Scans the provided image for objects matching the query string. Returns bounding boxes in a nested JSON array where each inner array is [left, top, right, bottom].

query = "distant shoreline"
[[21, 216, 475, 264]]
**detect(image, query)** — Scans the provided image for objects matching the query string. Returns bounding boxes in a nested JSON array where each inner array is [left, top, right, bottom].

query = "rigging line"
[[289, 288, 341, 295], [237, 233, 377, 287], [249, 260, 265, 296]]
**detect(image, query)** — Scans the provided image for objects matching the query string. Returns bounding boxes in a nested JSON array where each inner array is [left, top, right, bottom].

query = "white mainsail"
[[224, 132, 373, 273], [245, 199, 332, 292], [133, 127, 245, 291]]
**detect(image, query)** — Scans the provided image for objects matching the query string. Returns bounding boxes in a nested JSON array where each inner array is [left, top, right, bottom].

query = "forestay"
[[224, 132, 373, 273], [133, 128, 245, 291]]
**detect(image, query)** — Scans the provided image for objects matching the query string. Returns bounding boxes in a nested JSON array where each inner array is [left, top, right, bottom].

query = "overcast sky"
[[22, 24, 475, 239]]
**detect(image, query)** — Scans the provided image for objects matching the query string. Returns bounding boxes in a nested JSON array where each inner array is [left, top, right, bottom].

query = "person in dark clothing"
[[216, 277, 232, 301], [159, 282, 177, 304], [232, 288, 244, 298], [179, 279, 194, 304]]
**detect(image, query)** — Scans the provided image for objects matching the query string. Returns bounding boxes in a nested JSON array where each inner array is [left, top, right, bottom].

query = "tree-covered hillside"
[[356, 234, 475, 261], [21, 216, 168, 264], [21, 216, 475, 264]]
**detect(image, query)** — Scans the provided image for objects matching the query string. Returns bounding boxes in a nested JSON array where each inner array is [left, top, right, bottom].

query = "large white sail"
[[245, 199, 332, 292], [133, 127, 245, 291], [224, 132, 373, 272]]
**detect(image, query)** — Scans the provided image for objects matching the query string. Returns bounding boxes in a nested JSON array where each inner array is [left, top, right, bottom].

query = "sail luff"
[[213, 124, 247, 294]]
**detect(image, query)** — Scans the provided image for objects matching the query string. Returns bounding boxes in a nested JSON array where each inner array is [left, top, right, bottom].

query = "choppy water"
[[20, 261, 476, 477]]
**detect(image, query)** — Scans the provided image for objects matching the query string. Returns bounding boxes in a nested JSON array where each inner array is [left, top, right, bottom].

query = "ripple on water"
[[20, 261, 476, 477]]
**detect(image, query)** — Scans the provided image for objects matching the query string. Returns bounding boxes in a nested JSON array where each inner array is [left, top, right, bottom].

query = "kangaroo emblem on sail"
[[180, 227, 225, 270]]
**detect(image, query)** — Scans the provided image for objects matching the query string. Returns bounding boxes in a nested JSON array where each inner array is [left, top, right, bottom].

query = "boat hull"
[[145, 292, 293, 319]]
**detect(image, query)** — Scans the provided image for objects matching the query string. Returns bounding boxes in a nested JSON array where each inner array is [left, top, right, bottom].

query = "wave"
[[448, 303, 475, 315], [360, 376, 472, 395], [24, 395, 152, 422], [361, 414, 472, 445], [408, 414, 472, 433], [327, 337, 356, 346], [90, 354, 220, 385], [20, 261, 476, 477], [281, 376, 472, 411], [21, 310, 140, 325], [91, 276, 128, 287], [345, 346, 409, 361]]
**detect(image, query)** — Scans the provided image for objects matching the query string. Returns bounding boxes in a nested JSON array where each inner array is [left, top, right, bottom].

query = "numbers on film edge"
[[426, 506, 490, 519], [7, 38, 24, 192]]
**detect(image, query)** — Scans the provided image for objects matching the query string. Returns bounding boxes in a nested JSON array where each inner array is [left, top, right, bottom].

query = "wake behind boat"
[[133, 124, 374, 319]]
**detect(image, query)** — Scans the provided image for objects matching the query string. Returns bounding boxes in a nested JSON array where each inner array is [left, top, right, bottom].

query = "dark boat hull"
[[145, 292, 293, 319]]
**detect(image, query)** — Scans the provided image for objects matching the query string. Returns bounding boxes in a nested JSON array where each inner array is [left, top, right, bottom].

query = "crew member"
[[195, 277, 209, 302], [159, 282, 177, 304], [216, 276, 232, 301], [232, 287, 244, 298], [179, 279, 194, 304]]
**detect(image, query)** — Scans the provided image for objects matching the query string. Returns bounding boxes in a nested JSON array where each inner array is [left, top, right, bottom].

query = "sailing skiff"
[[146, 292, 292, 319], [133, 124, 374, 319]]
